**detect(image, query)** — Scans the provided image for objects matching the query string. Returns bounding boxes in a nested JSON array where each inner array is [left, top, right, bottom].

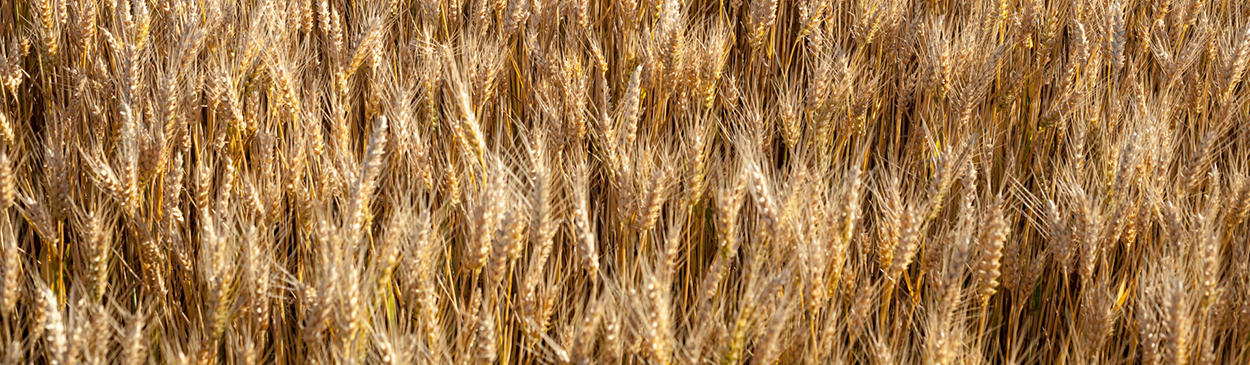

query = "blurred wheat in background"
[[0, 0, 1248, 363]]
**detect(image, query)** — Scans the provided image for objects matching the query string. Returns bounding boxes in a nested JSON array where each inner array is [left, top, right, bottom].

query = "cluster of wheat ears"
[[0, 0, 1248, 363]]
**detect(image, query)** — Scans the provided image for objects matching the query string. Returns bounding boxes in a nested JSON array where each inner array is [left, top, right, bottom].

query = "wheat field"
[[0, 0, 1247, 363]]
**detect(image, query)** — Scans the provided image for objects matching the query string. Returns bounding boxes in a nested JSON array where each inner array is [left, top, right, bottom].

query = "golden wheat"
[[0, 0, 1248, 364]]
